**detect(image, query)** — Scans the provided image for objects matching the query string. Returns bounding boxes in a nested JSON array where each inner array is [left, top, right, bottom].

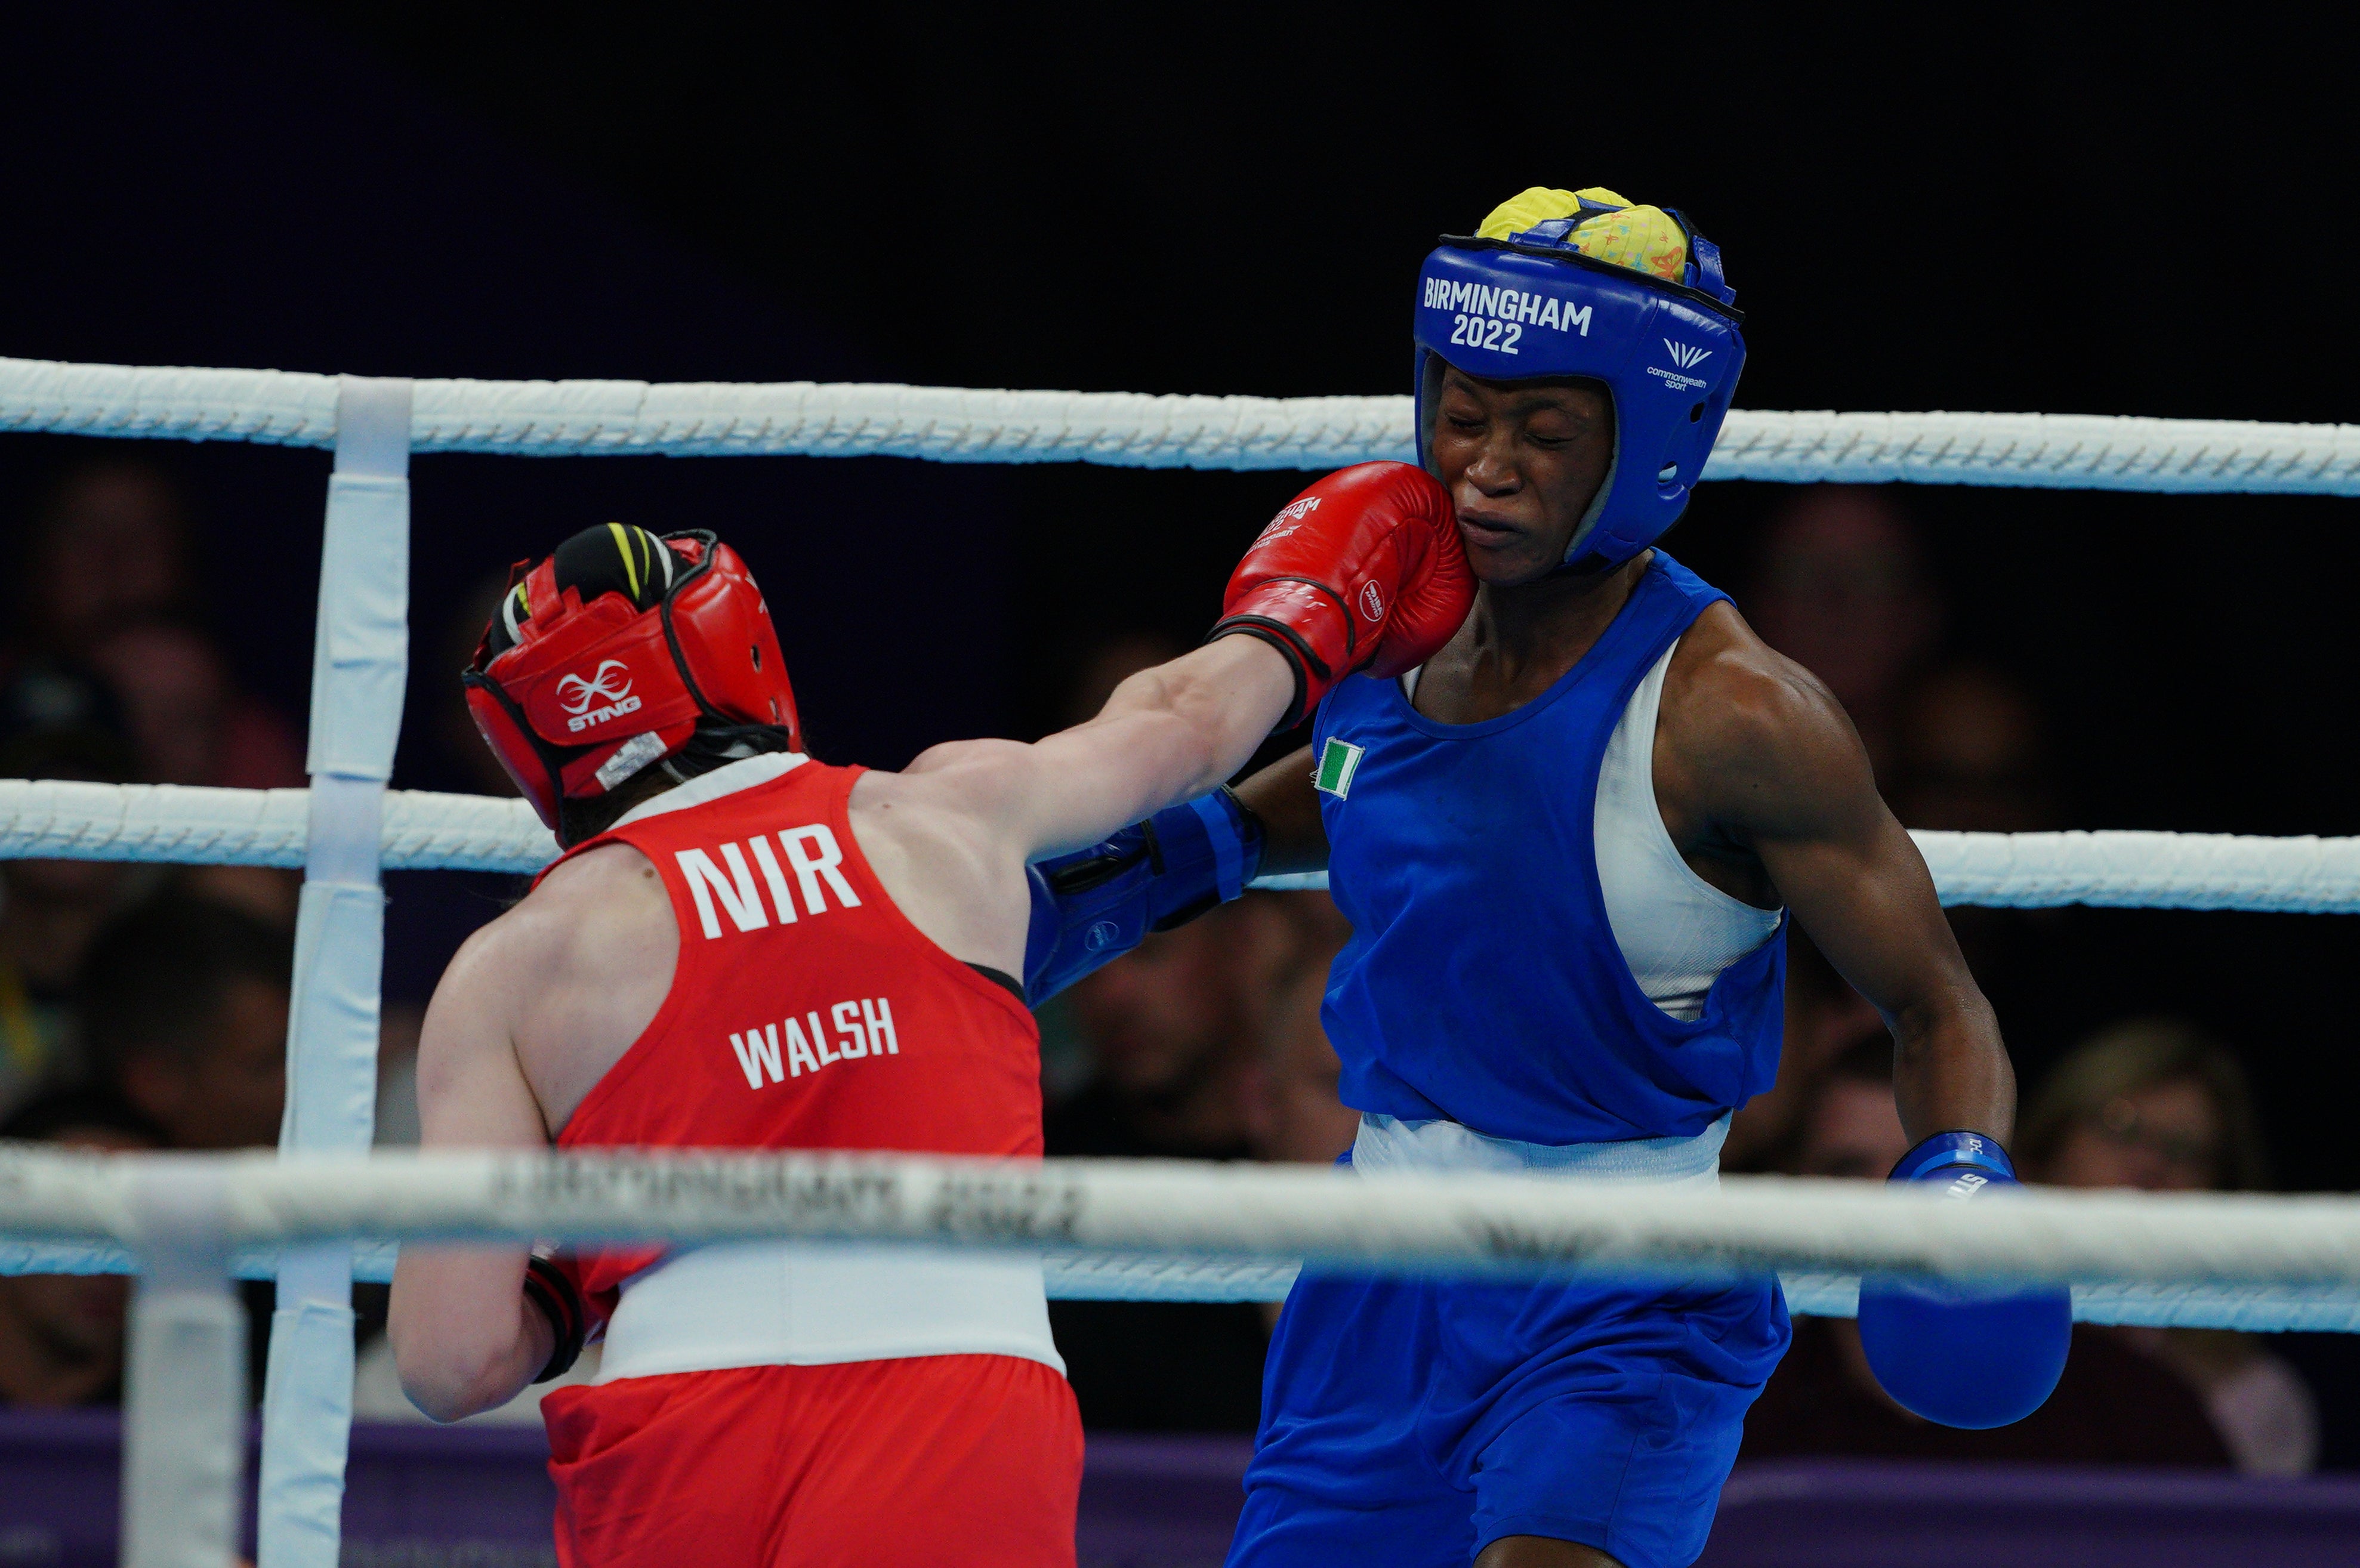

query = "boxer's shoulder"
[[847, 762, 1011, 901], [508, 840, 671, 962], [432, 843, 677, 1132], [1652, 600, 1878, 857], [1658, 603, 1866, 802], [445, 844, 674, 1042]]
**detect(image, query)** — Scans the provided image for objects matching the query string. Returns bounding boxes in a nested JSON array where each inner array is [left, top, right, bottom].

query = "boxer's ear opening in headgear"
[[464, 524, 800, 842]]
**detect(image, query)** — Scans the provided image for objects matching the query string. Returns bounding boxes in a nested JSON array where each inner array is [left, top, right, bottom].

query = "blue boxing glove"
[[1022, 788, 1265, 1005], [1856, 1131, 2072, 1429]]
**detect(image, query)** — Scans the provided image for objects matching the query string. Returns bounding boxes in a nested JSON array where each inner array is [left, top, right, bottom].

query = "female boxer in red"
[[385, 468, 1472, 1568]]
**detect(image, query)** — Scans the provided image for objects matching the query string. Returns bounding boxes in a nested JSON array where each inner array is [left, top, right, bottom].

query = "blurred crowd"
[[0, 459, 319, 1411], [0, 459, 309, 1115], [0, 474, 2350, 1479]]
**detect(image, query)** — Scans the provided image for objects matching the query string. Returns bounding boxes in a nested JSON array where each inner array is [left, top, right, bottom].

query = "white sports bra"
[[1405, 636, 1781, 1022]]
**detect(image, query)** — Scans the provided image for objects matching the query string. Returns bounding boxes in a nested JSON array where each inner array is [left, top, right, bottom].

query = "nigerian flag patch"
[[1313, 737, 1364, 798]]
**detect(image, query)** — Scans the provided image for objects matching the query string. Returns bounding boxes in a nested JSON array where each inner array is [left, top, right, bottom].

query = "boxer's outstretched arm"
[[387, 927, 557, 1423], [875, 464, 1467, 974], [857, 639, 1293, 979], [904, 461, 1468, 866], [1667, 618, 2013, 1142], [903, 636, 1297, 863]]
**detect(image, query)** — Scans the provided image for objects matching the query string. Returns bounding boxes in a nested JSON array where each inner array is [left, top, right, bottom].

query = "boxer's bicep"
[[1698, 658, 1964, 1010], [1695, 657, 2013, 1141], [414, 920, 550, 1150], [388, 921, 553, 1422], [1760, 797, 1965, 1018]]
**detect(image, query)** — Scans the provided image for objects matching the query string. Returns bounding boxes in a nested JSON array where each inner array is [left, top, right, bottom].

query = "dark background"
[[3, 6, 2356, 1183]]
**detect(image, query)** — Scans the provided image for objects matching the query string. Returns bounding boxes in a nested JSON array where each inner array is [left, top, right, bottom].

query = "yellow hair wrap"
[[1475, 186, 1688, 283]]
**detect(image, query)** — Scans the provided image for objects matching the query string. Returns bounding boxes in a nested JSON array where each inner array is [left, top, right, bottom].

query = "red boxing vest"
[[542, 757, 1042, 1304]]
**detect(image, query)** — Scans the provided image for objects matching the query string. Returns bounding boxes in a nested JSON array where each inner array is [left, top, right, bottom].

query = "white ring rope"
[[10, 355, 2360, 489], [9, 1148, 2360, 1327], [0, 780, 547, 872], [5, 1237, 2358, 1332], [6, 779, 2359, 912]]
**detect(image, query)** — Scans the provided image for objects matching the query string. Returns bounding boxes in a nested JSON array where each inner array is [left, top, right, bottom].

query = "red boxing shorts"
[[544, 1353, 1082, 1567]]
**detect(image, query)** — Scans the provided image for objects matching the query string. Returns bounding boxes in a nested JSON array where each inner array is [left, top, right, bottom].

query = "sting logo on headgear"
[[557, 660, 641, 731], [1412, 187, 1747, 573], [462, 524, 801, 839]]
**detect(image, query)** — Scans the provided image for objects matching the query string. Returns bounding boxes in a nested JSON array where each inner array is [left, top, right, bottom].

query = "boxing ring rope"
[[10, 778, 2360, 912], [12, 353, 2360, 489], [6, 353, 2360, 1567], [10, 1145, 2360, 1305], [14, 1196, 2360, 1334]]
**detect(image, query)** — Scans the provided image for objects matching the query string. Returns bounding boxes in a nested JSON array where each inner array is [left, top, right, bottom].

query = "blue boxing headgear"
[[1413, 203, 1745, 572]]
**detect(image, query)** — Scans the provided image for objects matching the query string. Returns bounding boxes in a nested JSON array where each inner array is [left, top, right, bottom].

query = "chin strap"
[[1556, 415, 1620, 568], [1541, 550, 1627, 583]]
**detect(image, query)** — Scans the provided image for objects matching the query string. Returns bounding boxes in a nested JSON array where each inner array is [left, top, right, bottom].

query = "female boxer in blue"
[[1029, 187, 2061, 1568]]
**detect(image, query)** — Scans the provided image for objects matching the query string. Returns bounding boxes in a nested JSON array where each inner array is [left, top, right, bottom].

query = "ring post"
[[257, 377, 411, 1568], [122, 1159, 245, 1568]]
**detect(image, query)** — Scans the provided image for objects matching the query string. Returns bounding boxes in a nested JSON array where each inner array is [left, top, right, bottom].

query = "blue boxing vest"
[[1312, 551, 1785, 1146]]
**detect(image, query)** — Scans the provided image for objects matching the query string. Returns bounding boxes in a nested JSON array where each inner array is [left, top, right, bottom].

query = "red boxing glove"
[[1211, 462, 1473, 728]]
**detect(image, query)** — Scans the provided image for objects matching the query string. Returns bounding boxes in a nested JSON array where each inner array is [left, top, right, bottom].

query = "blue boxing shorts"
[[1227, 1269, 1789, 1568]]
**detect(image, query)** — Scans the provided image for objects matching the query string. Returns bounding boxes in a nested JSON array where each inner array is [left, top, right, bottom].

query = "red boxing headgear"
[[464, 526, 799, 832]]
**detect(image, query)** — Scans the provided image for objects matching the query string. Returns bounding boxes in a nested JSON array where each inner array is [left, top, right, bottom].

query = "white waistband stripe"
[[1352, 1113, 1727, 1187], [597, 1240, 1064, 1382]]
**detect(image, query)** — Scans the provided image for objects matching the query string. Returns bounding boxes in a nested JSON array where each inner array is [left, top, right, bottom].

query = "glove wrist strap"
[[522, 1251, 590, 1384], [1189, 786, 1266, 903], [1208, 619, 1322, 730], [1889, 1129, 2018, 1185]]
